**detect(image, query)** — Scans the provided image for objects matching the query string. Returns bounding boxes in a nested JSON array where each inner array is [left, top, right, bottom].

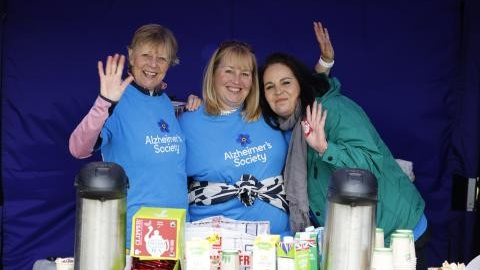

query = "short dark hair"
[[259, 52, 330, 129]]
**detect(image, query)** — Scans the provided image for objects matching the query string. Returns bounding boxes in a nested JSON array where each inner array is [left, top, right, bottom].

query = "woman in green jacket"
[[258, 23, 428, 269]]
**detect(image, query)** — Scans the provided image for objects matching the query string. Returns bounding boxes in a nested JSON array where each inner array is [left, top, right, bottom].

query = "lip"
[[275, 98, 288, 104]]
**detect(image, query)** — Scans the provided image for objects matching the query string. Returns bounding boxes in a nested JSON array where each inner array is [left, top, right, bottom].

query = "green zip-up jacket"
[[307, 76, 425, 243]]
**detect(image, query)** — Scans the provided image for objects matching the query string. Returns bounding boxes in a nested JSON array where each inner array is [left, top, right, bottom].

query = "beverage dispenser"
[[74, 162, 129, 270], [321, 168, 378, 270]]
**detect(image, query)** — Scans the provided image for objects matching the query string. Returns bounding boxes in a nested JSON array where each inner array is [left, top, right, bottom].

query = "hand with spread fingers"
[[98, 54, 134, 102], [314, 21, 335, 74], [303, 100, 328, 155]]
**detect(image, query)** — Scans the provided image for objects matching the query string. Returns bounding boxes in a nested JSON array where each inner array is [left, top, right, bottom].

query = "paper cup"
[[375, 228, 385, 248], [390, 233, 412, 267], [394, 229, 416, 260], [55, 257, 74, 270], [371, 247, 393, 270]]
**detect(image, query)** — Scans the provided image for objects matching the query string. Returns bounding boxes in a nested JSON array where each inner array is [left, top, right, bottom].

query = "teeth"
[[227, 87, 241, 92], [144, 71, 157, 76]]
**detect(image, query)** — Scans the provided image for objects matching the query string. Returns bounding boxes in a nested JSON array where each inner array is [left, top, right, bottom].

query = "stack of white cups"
[[390, 230, 416, 270], [371, 247, 393, 270], [372, 228, 393, 270], [375, 228, 385, 248]]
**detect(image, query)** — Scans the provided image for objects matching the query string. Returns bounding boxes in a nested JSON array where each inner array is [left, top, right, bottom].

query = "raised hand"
[[97, 54, 134, 102], [314, 21, 334, 62], [302, 100, 328, 155], [314, 22, 334, 74]]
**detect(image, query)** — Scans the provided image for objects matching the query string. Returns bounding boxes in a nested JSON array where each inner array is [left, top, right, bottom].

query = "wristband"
[[318, 57, 334, 68], [99, 94, 118, 104]]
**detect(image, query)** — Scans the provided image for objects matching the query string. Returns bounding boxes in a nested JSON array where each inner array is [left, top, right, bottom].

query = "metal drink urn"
[[321, 168, 378, 270], [74, 161, 129, 270]]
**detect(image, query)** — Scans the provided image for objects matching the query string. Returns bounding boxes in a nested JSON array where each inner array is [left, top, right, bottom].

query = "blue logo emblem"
[[236, 134, 251, 147], [158, 119, 169, 133]]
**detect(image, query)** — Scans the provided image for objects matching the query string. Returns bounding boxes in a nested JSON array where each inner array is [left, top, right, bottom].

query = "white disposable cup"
[[394, 229, 416, 261], [55, 257, 74, 270], [390, 233, 412, 267], [371, 247, 393, 270], [375, 228, 385, 248]]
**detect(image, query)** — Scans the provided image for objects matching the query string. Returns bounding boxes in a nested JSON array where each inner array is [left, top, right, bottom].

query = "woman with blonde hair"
[[179, 41, 291, 236]]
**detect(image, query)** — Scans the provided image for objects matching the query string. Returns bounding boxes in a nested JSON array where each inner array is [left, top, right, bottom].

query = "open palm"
[[98, 54, 134, 102], [303, 100, 328, 155]]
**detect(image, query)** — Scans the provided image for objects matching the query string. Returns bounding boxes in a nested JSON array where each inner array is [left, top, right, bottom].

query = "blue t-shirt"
[[101, 85, 188, 248], [179, 106, 290, 236]]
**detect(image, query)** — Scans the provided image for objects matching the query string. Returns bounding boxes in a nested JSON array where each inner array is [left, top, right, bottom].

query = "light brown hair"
[[128, 24, 179, 66]]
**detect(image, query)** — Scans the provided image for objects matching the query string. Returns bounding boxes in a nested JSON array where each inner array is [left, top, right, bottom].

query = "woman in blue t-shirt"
[[179, 41, 291, 236], [69, 24, 200, 249]]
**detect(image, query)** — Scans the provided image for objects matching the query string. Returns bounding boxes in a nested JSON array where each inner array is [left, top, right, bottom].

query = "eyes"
[[222, 67, 252, 78], [140, 53, 169, 65], [265, 80, 291, 91]]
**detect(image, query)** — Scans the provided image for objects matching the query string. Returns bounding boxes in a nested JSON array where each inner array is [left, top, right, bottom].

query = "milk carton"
[[252, 234, 280, 270], [277, 236, 295, 270], [185, 238, 211, 270], [294, 230, 318, 270]]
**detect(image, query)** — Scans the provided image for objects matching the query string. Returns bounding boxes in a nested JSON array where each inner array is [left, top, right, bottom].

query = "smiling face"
[[262, 63, 301, 119], [213, 54, 253, 110], [128, 42, 170, 91]]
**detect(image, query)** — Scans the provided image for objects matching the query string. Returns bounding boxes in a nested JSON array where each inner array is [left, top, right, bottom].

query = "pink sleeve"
[[69, 96, 112, 159]]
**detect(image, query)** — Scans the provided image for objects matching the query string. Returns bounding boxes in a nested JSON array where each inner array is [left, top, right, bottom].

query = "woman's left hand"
[[303, 100, 328, 155], [314, 21, 335, 74], [185, 94, 202, 111], [314, 21, 334, 62]]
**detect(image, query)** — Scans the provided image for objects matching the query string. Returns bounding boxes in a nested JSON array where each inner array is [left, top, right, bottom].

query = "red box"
[[130, 207, 185, 261]]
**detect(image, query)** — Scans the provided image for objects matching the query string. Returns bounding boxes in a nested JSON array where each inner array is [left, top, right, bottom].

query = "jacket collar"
[[131, 81, 166, 97]]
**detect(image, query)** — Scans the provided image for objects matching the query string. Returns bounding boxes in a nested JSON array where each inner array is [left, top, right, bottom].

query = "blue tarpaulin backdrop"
[[1, 0, 479, 270]]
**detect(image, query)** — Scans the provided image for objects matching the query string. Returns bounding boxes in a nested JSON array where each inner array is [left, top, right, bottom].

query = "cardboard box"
[[130, 207, 186, 260]]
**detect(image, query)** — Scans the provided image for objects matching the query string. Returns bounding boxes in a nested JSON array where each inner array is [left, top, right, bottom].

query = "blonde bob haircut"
[[202, 41, 261, 122], [128, 24, 179, 66]]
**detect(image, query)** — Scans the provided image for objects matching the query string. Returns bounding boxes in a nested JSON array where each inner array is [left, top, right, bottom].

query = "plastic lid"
[[75, 161, 129, 200], [327, 168, 378, 205]]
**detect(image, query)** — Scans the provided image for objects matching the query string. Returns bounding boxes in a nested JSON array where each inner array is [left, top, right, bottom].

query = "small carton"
[[252, 234, 280, 270], [130, 207, 186, 260], [277, 236, 295, 270], [185, 238, 211, 270], [294, 231, 318, 270]]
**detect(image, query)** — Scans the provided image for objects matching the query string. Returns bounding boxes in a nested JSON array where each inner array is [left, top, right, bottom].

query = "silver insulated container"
[[321, 168, 378, 270], [74, 162, 129, 270]]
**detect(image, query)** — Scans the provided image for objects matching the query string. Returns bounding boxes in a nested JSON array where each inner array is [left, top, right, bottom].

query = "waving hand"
[[98, 54, 134, 102]]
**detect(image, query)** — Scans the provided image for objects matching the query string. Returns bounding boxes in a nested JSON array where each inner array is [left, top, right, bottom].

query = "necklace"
[[220, 107, 240, 116]]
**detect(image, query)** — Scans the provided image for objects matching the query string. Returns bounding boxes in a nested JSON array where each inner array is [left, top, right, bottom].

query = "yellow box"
[[130, 207, 186, 260]]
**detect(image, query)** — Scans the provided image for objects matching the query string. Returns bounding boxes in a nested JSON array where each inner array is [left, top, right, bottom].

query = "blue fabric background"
[[1, 0, 479, 269]]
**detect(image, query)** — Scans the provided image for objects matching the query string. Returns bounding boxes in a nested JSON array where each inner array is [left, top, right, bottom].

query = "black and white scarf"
[[189, 174, 288, 213]]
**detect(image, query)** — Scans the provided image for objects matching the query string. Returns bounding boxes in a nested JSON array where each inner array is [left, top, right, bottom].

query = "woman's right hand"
[[98, 54, 134, 102], [303, 100, 328, 155]]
